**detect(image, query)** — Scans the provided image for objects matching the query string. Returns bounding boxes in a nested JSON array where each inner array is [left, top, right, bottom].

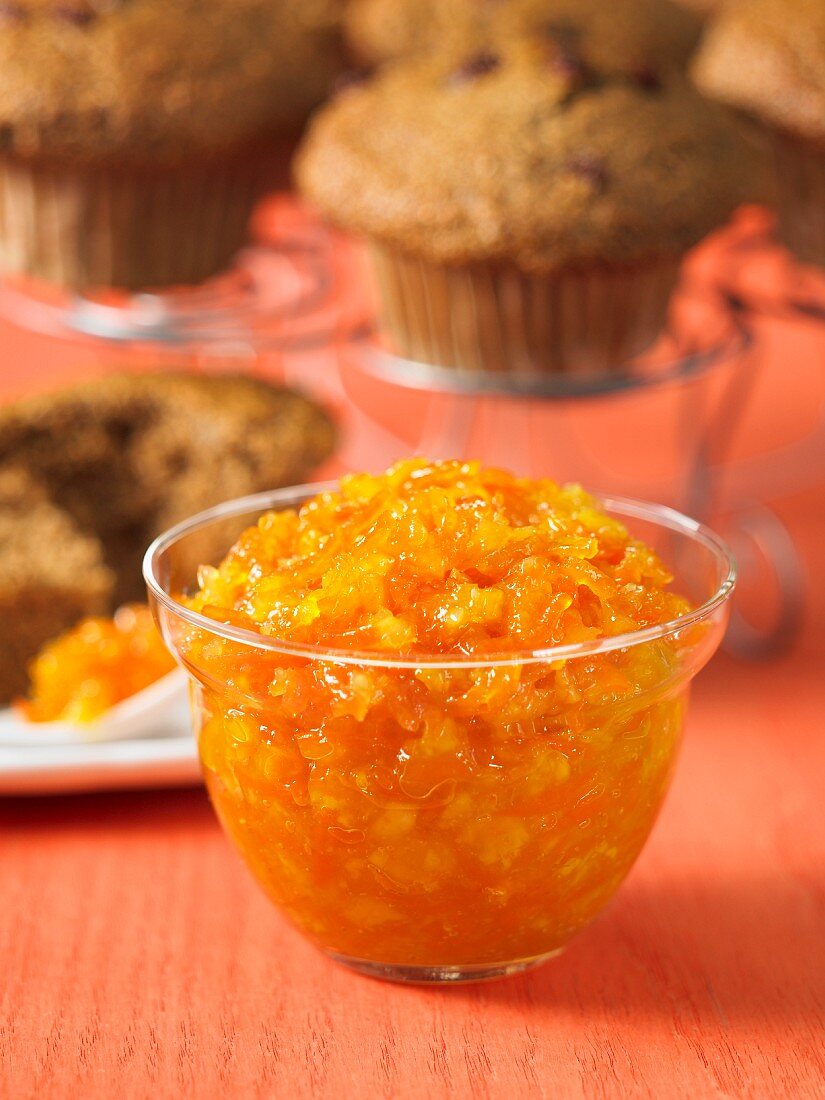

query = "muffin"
[[0, 469, 114, 703], [693, 0, 825, 267], [0, 1, 346, 291], [343, 0, 702, 69], [0, 372, 336, 609], [296, 37, 760, 377], [675, 0, 725, 13]]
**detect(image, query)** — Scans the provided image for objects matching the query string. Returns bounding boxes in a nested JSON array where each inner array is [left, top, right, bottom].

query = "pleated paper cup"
[[367, 244, 682, 376], [0, 141, 292, 293]]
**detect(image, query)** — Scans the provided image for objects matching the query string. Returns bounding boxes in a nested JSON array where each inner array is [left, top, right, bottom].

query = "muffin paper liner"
[[772, 131, 825, 270], [368, 245, 682, 376], [0, 143, 292, 292]]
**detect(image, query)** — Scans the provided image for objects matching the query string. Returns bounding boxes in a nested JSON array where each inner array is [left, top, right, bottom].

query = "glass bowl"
[[144, 485, 735, 984]]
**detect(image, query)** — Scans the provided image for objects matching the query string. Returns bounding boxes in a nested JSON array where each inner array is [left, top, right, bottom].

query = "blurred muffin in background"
[[0, 371, 336, 704], [693, 0, 825, 268], [343, 0, 702, 70], [674, 0, 725, 14], [0, 0, 346, 291], [296, 36, 763, 378], [0, 468, 113, 704], [0, 371, 336, 605]]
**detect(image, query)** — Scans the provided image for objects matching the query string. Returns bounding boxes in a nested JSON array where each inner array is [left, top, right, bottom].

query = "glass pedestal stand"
[[700, 210, 825, 657], [0, 195, 373, 409], [342, 273, 809, 660], [712, 205, 825, 325]]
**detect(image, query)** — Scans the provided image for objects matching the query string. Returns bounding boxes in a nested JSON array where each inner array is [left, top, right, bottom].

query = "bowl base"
[[327, 947, 566, 985]]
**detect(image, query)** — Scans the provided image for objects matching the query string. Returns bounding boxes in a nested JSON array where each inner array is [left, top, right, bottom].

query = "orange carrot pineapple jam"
[[23, 605, 175, 724], [182, 459, 694, 969]]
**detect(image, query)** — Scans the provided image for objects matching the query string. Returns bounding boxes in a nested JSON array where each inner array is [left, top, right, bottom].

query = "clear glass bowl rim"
[[143, 482, 736, 671]]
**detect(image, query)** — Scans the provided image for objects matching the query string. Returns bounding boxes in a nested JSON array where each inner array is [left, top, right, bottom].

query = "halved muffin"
[[0, 372, 336, 703]]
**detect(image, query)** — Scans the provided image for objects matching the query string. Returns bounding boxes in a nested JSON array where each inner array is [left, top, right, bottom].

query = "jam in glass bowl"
[[144, 462, 734, 984]]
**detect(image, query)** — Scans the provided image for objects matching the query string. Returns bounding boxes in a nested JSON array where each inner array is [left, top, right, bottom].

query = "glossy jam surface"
[[23, 605, 175, 724], [182, 460, 693, 967], [192, 460, 689, 655]]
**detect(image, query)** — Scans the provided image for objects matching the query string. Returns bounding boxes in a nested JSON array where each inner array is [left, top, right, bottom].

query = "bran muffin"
[[0, 1, 346, 291], [0, 372, 336, 603], [0, 372, 336, 702], [693, 0, 825, 267], [296, 37, 761, 377], [675, 0, 726, 13], [343, 0, 702, 70], [0, 469, 114, 703]]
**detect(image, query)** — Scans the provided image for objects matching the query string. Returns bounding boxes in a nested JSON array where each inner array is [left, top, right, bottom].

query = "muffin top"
[[296, 37, 758, 272], [676, 0, 723, 12], [0, 0, 345, 162], [344, 0, 701, 70], [673, 0, 723, 13], [692, 0, 825, 143]]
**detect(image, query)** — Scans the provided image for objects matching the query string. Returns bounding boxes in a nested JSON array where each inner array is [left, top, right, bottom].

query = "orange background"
[[1, 206, 824, 1098]]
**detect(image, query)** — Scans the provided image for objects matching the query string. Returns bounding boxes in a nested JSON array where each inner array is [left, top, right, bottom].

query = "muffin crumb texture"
[[344, 0, 701, 70], [0, 0, 347, 159], [0, 372, 335, 704], [297, 39, 760, 272], [692, 0, 825, 145]]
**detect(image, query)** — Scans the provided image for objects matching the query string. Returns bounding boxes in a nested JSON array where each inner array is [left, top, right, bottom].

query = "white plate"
[[0, 671, 201, 795]]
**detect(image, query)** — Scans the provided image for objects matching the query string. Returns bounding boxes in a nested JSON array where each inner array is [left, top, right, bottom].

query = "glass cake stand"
[[0, 194, 372, 374], [0, 194, 374, 414], [711, 205, 825, 324]]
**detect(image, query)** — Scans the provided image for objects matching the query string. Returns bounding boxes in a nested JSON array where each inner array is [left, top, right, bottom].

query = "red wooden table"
[[1, 242, 824, 1098]]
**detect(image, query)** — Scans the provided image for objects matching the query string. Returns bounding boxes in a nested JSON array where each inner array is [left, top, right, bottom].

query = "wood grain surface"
[[1, 206, 825, 1098]]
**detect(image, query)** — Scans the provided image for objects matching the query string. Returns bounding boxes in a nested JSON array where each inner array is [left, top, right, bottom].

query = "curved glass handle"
[[722, 504, 807, 661]]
